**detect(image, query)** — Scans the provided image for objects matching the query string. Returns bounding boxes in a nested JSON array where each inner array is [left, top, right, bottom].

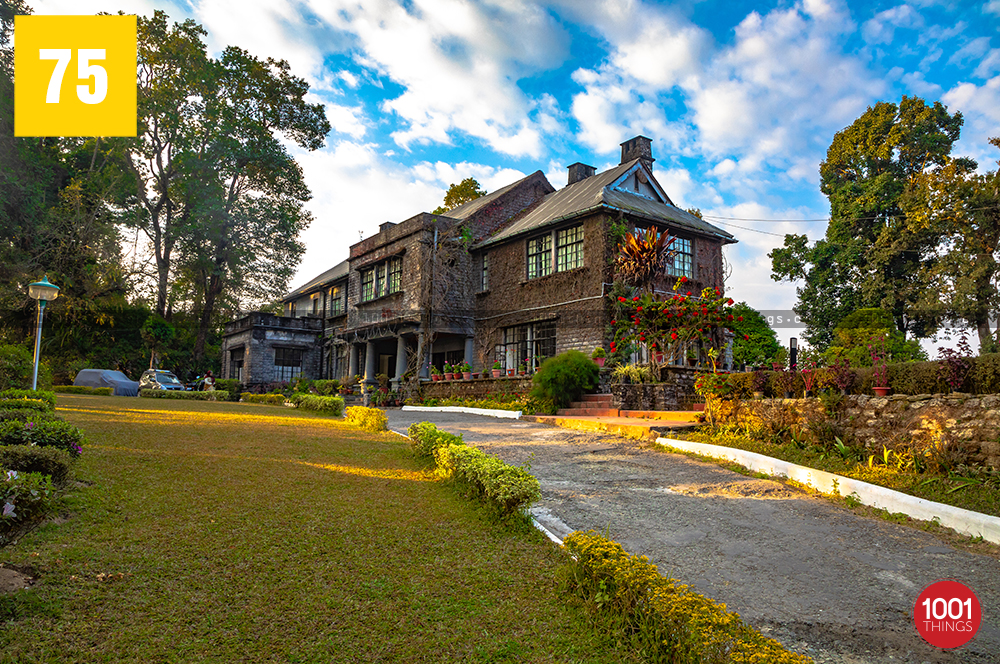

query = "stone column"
[[348, 343, 358, 379], [464, 336, 475, 370], [392, 335, 407, 391], [418, 330, 429, 379], [364, 341, 377, 387]]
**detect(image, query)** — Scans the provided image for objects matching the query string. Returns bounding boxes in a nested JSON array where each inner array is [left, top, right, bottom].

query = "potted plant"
[[491, 361, 502, 378], [828, 357, 855, 395], [518, 361, 527, 376], [869, 336, 890, 396], [592, 347, 606, 367], [460, 362, 472, 380], [686, 347, 698, 367], [443, 363, 454, 380], [430, 365, 441, 382], [775, 367, 796, 399]]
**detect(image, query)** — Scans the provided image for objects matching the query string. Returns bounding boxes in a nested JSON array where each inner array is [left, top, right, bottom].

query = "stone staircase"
[[556, 393, 619, 417]]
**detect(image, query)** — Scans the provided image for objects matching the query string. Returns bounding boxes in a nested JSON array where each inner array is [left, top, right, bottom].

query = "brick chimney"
[[620, 135, 654, 170], [567, 162, 596, 186]]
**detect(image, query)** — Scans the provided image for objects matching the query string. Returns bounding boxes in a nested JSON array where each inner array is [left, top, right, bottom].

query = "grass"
[[0, 395, 632, 663], [673, 427, 1000, 518]]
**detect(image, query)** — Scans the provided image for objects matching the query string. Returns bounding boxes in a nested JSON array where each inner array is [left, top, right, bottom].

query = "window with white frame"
[[556, 226, 584, 272], [666, 236, 693, 278], [527, 224, 583, 280], [360, 256, 402, 302]]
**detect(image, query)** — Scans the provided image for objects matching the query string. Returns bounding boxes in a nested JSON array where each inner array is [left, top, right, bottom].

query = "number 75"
[[39, 49, 108, 105]]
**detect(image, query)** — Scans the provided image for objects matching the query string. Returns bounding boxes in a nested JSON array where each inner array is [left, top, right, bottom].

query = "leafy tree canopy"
[[729, 302, 781, 368], [824, 308, 926, 366], [771, 96, 965, 350], [432, 177, 485, 214]]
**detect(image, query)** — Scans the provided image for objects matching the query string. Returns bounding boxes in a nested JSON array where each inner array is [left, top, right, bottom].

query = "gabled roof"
[[438, 170, 548, 220], [283, 259, 348, 302], [476, 160, 736, 248]]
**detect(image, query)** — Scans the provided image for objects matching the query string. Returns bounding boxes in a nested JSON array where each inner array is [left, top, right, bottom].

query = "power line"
[[702, 215, 828, 222]]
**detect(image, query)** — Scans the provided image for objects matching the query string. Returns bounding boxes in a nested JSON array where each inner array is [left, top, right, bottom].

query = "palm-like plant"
[[615, 227, 677, 291]]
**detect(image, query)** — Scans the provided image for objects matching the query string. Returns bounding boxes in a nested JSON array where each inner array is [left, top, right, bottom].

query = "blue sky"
[[29, 0, 1000, 344]]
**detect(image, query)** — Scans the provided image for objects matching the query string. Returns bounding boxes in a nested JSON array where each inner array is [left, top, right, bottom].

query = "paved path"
[[387, 410, 1000, 664]]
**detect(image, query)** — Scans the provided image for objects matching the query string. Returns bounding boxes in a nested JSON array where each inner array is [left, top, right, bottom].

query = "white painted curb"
[[401, 405, 522, 419], [656, 436, 1000, 545]]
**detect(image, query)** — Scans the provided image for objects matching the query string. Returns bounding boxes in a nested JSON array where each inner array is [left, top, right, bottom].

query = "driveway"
[[386, 410, 1000, 664]]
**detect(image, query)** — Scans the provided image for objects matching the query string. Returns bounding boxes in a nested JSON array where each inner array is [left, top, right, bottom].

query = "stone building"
[[220, 135, 737, 389]]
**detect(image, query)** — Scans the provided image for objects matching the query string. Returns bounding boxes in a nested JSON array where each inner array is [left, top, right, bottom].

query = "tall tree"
[[122, 11, 329, 359], [770, 96, 965, 349], [904, 139, 1000, 350]]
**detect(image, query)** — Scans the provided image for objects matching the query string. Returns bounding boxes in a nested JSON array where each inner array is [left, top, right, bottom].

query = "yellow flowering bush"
[[561, 531, 812, 664], [344, 406, 388, 433]]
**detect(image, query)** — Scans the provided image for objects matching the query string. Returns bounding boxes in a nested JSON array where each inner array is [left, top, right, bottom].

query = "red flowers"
[[744, 334, 750, 340], [680, 276, 688, 283], [738, 316, 744, 321], [636, 306, 642, 312], [670, 333, 678, 340], [618, 296, 626, 302], [632, 296, 640, 302], [686, 291, 692, 296]]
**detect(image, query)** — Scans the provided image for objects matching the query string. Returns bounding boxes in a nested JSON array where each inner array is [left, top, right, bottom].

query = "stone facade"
[[220, 313, 322, 386], [609, 367, 701, 411]]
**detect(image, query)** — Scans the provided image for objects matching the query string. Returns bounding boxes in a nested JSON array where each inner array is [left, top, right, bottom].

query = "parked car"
[[139, 369, 186, 391], [73, 369, 140, 396]]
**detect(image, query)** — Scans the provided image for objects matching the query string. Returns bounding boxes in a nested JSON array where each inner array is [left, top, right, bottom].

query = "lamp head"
[[28, 275, 60, 302]]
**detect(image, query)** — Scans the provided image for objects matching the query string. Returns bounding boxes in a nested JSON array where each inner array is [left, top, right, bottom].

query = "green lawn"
[[1, 395, 627, 663]]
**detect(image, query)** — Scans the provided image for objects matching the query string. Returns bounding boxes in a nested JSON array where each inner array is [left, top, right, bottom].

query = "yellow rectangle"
[[15, 15, 137, 137]]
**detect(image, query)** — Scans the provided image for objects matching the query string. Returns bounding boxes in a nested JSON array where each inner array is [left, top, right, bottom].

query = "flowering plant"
[[869, 334, 889, 388], [608, 276, 741, 365]]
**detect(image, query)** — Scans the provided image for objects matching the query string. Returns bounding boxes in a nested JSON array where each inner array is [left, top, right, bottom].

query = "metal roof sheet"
[[438, 170, 547, 220], [283, 259, 348, 301], [477, 160, 735, 247]]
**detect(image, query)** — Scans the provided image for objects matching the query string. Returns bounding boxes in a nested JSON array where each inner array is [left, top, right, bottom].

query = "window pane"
[[481, 253, 489, 291], [387, 257, 401, 293], [556, 225, 583, 272], [527, 234, 551, 280], [361, 269, 374, 301], [667, 237, 693, 278]]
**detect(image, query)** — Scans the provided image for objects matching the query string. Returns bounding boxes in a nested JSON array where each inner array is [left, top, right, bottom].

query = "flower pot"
[[431, 374, 441, 382], [687, 358, 697, 367], [492, 369, 501, 378], [445, 372, 454, 380], [873, 386, 890, 397], [594, 357, 605, 367], [507, 369, 515, 377], [462, 371, 472, 380]]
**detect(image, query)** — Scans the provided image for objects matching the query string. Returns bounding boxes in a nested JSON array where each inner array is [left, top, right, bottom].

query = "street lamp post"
[[28, 276, 60, 391]]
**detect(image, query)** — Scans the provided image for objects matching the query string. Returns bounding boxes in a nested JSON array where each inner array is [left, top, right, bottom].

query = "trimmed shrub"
[[53, 385, 114, 396], [433, 444, 540, 516], [296, 395, 345, 416], [241, 393, 286, 405], [530, 350, 599, 408], [1, 469, 55, 546], [561, 530, 812, 664], [0, 445, 73, 486], [0, 344, 51, 390], [344, 406, 388, 433], [0, 389, 56, 411], [213, 380, 243, 401], [139, 390, 230, 401], [311, 379, 341, 396], [0, 409, 59, 424], [406, 421, 464, 458], [0, 419, 85, 457]]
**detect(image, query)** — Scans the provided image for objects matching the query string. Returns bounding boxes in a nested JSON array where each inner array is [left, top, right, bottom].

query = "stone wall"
[[609, 367, 700, 410], [422, 376, 533, 400], [732, 393, 1000, 469]]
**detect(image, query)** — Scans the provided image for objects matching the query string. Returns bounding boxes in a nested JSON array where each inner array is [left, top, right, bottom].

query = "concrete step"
[[557, 407, 620, 417], [618, 410, 701, 422], [581, 393, 613, 404]]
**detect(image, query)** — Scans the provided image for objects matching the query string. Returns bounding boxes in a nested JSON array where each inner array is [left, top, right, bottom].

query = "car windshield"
[[159, 373, 182, 384]]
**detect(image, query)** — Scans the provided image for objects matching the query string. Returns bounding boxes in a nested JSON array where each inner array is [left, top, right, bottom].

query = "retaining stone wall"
[[422, 376, 533, 399], [610, 367, 701, 410]]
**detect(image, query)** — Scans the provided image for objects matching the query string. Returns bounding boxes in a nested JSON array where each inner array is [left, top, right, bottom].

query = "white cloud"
[[302, 0, 571, 157], [861, 4, 922, 44], [942, 76, 1000, 168], [984, 1, 1000, 17]]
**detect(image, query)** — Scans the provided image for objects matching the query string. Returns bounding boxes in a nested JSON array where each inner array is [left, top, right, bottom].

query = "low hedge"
[[296, 395, 345, 417], [433, 443, 540, 516], [0, 419, 85, 457], [0, 445, 73, 486], [241, 393, 286, 405], [310, 379, 341, 396], [140, 389, 230, 401], [344, 406, 387, 433], [1, 469, 55, 546], [213, 380, 243, 401], [52, 385, 114, 396], [406, 421, 464, 458], [0, 409, 59, 423], [561, 530, 812, 664], [0, 389, 56, 412]]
